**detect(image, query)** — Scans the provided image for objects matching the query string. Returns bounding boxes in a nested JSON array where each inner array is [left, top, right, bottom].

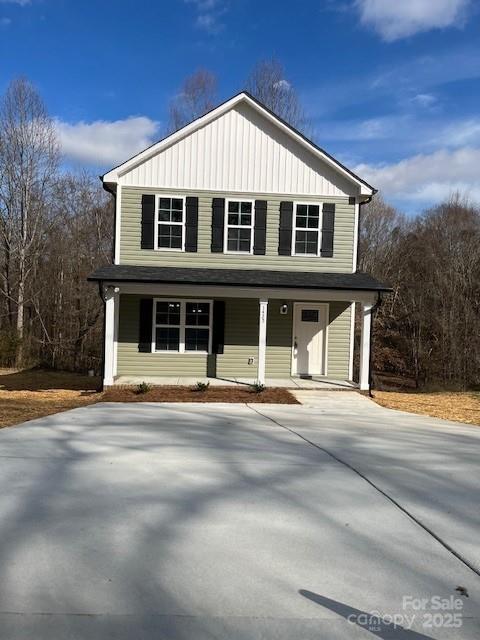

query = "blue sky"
[[1, 0, 479, 212]]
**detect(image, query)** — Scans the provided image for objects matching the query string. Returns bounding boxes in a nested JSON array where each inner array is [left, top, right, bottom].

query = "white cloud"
[[273, 79, 291, 91], [437, 119, 480, 147], [196, 12, 222, 33], [0, 16, 12, 25], [185, 0, 218, 8], [316, 114, 411, 142], [355, 0, 470, 41], [55, 116, 160, 167], [355, 147, 480, 205], [0, 0, 31, 4], [411, 93, 436, 108], [185, 0, 226, 33]]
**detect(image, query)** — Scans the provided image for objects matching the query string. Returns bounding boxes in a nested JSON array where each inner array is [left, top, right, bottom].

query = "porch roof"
[[88, 264, 391, 292]]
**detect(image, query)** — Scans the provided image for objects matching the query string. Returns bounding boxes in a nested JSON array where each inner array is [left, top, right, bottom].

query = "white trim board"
[[352, 202, 359, 273], [111, 282, 378, 304], [348, 301, 355, 382], [114, 184, 121, 264]]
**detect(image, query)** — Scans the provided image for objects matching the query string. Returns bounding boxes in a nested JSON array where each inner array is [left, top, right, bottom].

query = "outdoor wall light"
[[280, 303, 288, 315]]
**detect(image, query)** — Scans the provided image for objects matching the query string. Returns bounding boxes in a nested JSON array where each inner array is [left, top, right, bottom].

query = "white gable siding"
[[119, 103, 357, 197]]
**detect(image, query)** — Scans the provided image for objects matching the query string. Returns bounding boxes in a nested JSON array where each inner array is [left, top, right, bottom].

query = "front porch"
[[114, 375, 357, 389], [88, 265, 389, 392]]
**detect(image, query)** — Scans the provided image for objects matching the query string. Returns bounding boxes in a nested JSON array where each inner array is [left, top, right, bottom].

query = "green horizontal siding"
[[216, 299, 259, 378], [328, 302, 352, 378], [117, 294, 208, 377], [119, 186, 354, 272], [266, 300, 293, 377], [117, 295, 352, 380]]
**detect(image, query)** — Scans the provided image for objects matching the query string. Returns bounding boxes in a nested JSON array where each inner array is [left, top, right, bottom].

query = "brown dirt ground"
[[373, 391, 480, 426], [0, 369, 297, 429]]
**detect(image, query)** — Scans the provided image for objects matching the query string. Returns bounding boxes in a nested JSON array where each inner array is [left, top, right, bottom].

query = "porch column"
[[257, 299, 268, 385], [359, 302, 373, 391], [103, 286, 118, 387]]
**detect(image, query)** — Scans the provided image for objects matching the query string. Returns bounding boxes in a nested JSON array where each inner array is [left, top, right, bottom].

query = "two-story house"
[[89, 92, 389, 390]]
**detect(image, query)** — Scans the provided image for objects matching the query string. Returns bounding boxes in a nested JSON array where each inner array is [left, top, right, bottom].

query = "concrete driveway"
[[1, 395, 479, 639]]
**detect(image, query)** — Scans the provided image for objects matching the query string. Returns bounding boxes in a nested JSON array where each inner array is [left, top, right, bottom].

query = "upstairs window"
[[293, 203, 321, 256], [225, 200, 254, 253], [155, 196, 185, 251]]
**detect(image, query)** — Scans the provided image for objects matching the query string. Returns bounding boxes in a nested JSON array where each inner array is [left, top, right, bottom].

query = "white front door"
[[293, 303, 328, 376]]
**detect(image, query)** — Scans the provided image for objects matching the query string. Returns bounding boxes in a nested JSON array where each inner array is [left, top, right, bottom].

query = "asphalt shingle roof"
[[88, 265, 391, 292]]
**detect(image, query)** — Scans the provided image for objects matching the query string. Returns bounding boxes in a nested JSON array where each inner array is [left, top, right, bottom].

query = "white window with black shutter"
[[289, 201, 335, 257], [224, 199, 255, 254], [155, 196, 185, 251], [152, 299, 213, 354]]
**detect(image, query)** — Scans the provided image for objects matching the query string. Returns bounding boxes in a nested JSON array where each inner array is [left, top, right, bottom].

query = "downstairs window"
[[153, 300, 212, 353]]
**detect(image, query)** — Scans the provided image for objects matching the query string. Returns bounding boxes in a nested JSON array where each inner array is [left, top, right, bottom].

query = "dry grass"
[[0, 369, 297, 429], [0, 368, 102, 429], [103, 385, 298, 405], [0, 390, 101, 429], [373, 391, 480, 425]]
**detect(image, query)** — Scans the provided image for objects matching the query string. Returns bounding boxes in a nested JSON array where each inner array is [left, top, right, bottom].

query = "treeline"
[[0, 61, 308, 374], [360, 194, 480, 389], [1, 71, 479, 389], [0, 79, 112, 372]]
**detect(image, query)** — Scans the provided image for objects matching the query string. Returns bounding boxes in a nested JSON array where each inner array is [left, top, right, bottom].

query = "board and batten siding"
[[117, 295, 352, 379], [119, 187, 355, 272], [118, 102, 356, 197]]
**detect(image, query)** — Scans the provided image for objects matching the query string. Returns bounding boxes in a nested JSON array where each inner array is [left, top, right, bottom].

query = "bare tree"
[[37, 173, 112, 372], [245, 58, 309, 132], [0, 77, 59, 366], [168, 69, 218, 133], [359, 192, 480, 390], [359, 194, 405, 276]]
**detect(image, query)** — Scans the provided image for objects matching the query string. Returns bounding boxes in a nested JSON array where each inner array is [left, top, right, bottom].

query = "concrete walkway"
[[0, 398, 479, 639], [114, 375, 356, 389]]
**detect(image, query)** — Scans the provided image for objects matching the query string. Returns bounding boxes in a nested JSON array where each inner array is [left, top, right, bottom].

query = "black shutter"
[[138, 298, 153, 352], [211, 198, 225, 252], [185, 196, 199, 252], [141, 194, 155, 249], [212, 301, 225, 354], [278, 201, 293, 255], [253, 200, 267, 255], [321, 203, 335, 257]]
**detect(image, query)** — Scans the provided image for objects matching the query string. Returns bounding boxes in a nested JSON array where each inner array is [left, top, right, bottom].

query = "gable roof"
[[102, 91, 375, 196]]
